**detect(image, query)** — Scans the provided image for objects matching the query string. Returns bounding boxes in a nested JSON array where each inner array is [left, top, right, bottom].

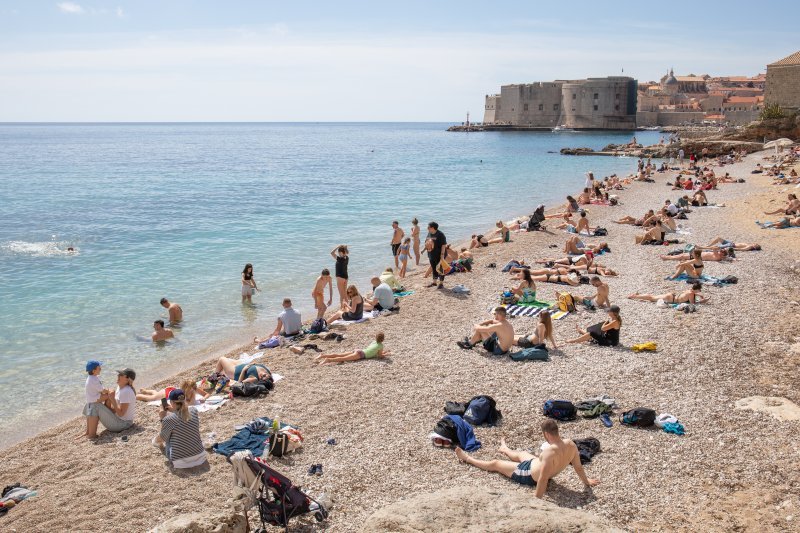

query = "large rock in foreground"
[[361, 487, 623, 532]]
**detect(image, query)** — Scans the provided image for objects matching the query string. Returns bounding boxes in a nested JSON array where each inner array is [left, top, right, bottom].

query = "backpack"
[[593, 227, 608, 236], [268, 432, 290, 457], [444, 401, 468, 416], [543, 400, 577, 421], [464, 395, 502, 426], [308, 318, 328, 334], [510, 347, 549, 362], [433, 416, 458, 443], [573, 437, 602, 464], [558, 292, 576, 313], [231, 379, 272, 398], [620, 407, 656, 427]]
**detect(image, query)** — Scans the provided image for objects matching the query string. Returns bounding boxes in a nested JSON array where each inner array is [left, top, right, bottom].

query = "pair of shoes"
[[456, 338, 473, 350], [427, 282, 438, 287], [307, 464, 324, 476], [303, 343, 322, 352], [486, 263, 497, 268], [436, 284, 444, 290]]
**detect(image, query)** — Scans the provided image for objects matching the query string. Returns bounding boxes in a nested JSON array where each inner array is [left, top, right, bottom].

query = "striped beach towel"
[[489, 302, 569, 320]]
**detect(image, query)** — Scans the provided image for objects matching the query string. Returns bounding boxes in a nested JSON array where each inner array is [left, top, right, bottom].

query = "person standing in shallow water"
[[410, 218, 421, 266], [241, 263, 259, 303], [391, 221, 405, 269], [331, 245, 349, 303], [160, 297, 182, 324], [426, 221, 447, 289]]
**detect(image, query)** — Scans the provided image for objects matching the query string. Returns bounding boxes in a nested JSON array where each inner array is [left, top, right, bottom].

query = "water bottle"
[[272, 419, 280, 434]]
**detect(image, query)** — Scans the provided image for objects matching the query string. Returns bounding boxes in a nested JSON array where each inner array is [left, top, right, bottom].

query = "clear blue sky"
[[0, 1, 797, 121]]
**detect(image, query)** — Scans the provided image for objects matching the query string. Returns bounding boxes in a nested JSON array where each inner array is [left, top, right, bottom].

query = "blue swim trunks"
[[510, 459, 537, 486]]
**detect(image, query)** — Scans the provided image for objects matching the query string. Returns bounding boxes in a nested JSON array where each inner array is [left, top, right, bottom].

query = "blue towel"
[[665, 273, 722, 286], [212, 417, 294, 457], [662, 422, 685, 435], [446, 414, 481, 451]]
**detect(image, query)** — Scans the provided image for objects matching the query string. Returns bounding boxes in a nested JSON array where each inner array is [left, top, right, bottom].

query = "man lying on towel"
[[456, 307, 514, 355], [455, 420, 600, 498]]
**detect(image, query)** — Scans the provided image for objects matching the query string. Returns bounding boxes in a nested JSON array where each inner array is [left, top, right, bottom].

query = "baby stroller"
[[245, 456, 330, 531], [527, 205, 547, 231]]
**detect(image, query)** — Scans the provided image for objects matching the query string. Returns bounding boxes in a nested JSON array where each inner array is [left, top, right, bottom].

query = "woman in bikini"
[[668, 248, 704, 279], [514, 310, 557, 349], [398, 237, 411, 278], [241, 263, 259, 303], [628, 282, 710, 305], [566, 306, 621, 346], [410, 218, 421, 266], [763, 194, 799, 216], [137, 379, 210, 404], [660, 248, 732, 262], [488, 221, 511, 244], [470, 234, 490, 249], [330, 244, 349, 303], [511, 269, 537, 304]]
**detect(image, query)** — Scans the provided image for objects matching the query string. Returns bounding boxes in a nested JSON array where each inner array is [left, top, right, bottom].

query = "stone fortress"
[[482, 77, 637, 130]]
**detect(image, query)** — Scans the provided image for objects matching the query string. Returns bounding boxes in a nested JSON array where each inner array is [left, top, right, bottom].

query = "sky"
[[0, 1, 798, 122]]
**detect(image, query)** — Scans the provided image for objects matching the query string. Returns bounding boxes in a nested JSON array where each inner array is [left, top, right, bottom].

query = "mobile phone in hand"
[[161, 398, 168, 409]]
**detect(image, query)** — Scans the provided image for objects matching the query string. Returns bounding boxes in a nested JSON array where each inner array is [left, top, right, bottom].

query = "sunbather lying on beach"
[[470, 234, 489, 248], [530, 272, 585, 286], [526, 264, 617, 277], [699, 237, 761, 251], [615, 209, 655, 226], [215, 357, 272, 383], [456, 307, 514, 355], [563, 236, 609, 255], [137, 379, 210, 404], [553, 213, 577, 230], [667, 249, 704, 279], [514, 310, 557, 349], [454, 421, 599, 498], [756, 216, 800, 229], [628, 282, 709, 305], [315, 332, 391, 365], [538, 250, 598, 269], [566, 306, 621, 346], [660, 248, 731, 262], [634, 217, 668, 244]]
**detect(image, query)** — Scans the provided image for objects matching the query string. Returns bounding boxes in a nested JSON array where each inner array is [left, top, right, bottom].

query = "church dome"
[[664, 69, 678, 85]]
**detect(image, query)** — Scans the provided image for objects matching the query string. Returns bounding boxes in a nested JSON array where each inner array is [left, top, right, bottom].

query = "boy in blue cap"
[[79, 360, 110, 439]]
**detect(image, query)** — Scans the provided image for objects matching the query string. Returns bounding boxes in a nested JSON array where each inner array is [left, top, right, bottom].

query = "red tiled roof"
[[726, 96, 759, 104], [768, 51, 800, 67]]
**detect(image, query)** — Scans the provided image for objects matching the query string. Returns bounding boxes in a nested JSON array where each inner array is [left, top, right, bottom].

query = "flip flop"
[[600, 414, 613, 428]]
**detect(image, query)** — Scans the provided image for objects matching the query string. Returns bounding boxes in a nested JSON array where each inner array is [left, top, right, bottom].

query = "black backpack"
[[593, 227, 608, 236], [308, 318, 328, 334], [543, 400, 577, 421], [444, 401, 468, 416], [620, 407, 656, 427], [433, 416, 458, 443], [231, 379, 272, 398], [268, 432, 289, 457]]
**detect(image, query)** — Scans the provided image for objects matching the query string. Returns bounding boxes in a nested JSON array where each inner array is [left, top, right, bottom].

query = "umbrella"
[[764, 138, 794, 149]]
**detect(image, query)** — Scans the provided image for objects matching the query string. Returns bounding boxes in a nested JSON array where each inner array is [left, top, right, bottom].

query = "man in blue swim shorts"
[[454, 420, 600, 498]]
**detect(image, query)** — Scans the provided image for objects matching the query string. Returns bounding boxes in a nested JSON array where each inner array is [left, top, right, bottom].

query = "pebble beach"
[[1, 149, 799, 532]]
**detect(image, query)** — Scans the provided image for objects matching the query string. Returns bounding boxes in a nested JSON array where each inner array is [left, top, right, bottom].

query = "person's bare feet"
[[498, 438, 511, 455], [454, 447, 469, 463], [627, 292, 639, 299]]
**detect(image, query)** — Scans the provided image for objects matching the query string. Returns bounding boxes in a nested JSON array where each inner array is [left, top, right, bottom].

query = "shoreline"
[[3, 148, 799, 532]]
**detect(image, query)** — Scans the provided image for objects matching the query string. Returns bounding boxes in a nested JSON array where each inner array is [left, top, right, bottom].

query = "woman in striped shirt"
[[155, 389, 206, 469]]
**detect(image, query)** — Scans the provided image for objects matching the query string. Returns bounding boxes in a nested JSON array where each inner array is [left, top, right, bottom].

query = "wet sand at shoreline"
[[2, 150, 799, 532]]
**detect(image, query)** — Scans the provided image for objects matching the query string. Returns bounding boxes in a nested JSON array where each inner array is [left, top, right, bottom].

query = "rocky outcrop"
[[361, 487, 624, 532], [148, 509, 247, 533], [735, 397, 800, 422], [560, 147, 596, 155]]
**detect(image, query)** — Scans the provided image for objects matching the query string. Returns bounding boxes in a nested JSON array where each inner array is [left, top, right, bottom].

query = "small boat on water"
[[552, 125, 577, 132]]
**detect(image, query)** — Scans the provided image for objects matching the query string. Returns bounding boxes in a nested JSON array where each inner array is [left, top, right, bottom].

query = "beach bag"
[[574, 437, 602, 464], [621, 407, 656, 427], [437, 257, 453, 276], [543, 400, 577, 421], [719, 275, 738, 284], [464, 395, 502, 426], [231, 380, 271, 398], [593, 227, 608, 236], [499, 290, 515, 305], [268, 432, 289, 457], [558, 292, 576, 313], [510, 346, 549, 362], [444, 401, 468, 416], [309, 318, 328, 334]]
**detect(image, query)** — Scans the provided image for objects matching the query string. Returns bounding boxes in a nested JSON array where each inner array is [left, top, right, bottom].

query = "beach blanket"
[[147, 394, 230, 411], [238, 352, 263, 364], [330, 316, 370, 326], [665, 274, 724, 286], [393, 290, 414, 298]]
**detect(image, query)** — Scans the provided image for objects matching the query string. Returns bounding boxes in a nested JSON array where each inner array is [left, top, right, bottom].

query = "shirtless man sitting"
[[311, 269, 333, 319], [582, 276, 610, 308], [456, 307, 514, 355], [455, 420, 600, 498], [152, 320, 174, 342], [160, 298, 182, 324]]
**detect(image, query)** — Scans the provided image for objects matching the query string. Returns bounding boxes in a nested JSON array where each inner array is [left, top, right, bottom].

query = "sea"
[[0, 123, 661, 447]]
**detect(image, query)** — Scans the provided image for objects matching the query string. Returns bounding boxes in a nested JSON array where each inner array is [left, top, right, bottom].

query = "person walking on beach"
[[397, 237, 411, 278], [426, 221, 447, 289], [311, 269, 333, 319], [160, 298, 182, 324], [410, 218, 421, 266], [241, 263, 259, 303], [152, 320, 174, 342], [330, 245, 349, 303], [454, 420, 599, 498], [391, 221, 405, 269]]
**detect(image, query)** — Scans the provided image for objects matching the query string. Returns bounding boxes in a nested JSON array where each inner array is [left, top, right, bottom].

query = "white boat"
[[552, 125, 577, 132]]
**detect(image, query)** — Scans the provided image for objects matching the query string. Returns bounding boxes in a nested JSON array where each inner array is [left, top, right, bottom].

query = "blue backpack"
[[543, 400, 577, 421], [308, 318, 328, 334]]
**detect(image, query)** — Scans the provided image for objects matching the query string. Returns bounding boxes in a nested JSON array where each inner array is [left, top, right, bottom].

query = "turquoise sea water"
[[0, 123, 659, 445]]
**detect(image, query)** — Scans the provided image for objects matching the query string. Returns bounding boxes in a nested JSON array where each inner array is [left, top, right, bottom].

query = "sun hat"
[[117, 368, 136, 380], [86, 360, 102, 373], [168, 388, 185, 402]]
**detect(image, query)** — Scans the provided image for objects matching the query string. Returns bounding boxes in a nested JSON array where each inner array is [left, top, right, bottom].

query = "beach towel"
[[330, 316, 370, 326], [238, 352, 263, 364], [491, 302, 552, 318], [212, 417, 297, 457], [550, 310, 570, 320], [665, 273, 723, 286], [392, 290, 414, 298], [446, 414, 481, 451]]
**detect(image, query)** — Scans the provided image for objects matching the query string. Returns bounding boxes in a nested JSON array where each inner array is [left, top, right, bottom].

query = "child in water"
[[397, 237, 411, 278], [314, 332, 391, 365]]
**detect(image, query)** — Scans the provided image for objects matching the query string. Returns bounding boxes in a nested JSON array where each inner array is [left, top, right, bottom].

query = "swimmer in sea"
[[311, 269, 334, 319], [152, 319, 174, 342], [160, 297, 183, 324]]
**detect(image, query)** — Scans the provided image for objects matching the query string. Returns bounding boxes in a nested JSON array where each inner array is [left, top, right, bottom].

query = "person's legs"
[[216, 356, 238, 378], [96, 403, 133, 432], [455, 448, 519, 479], [469, 326, 491, 345], [319, 352, 361, 364], [498, 439, 536, 462], [336, 277, 347, 303], [136, 388, 166, 402]]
